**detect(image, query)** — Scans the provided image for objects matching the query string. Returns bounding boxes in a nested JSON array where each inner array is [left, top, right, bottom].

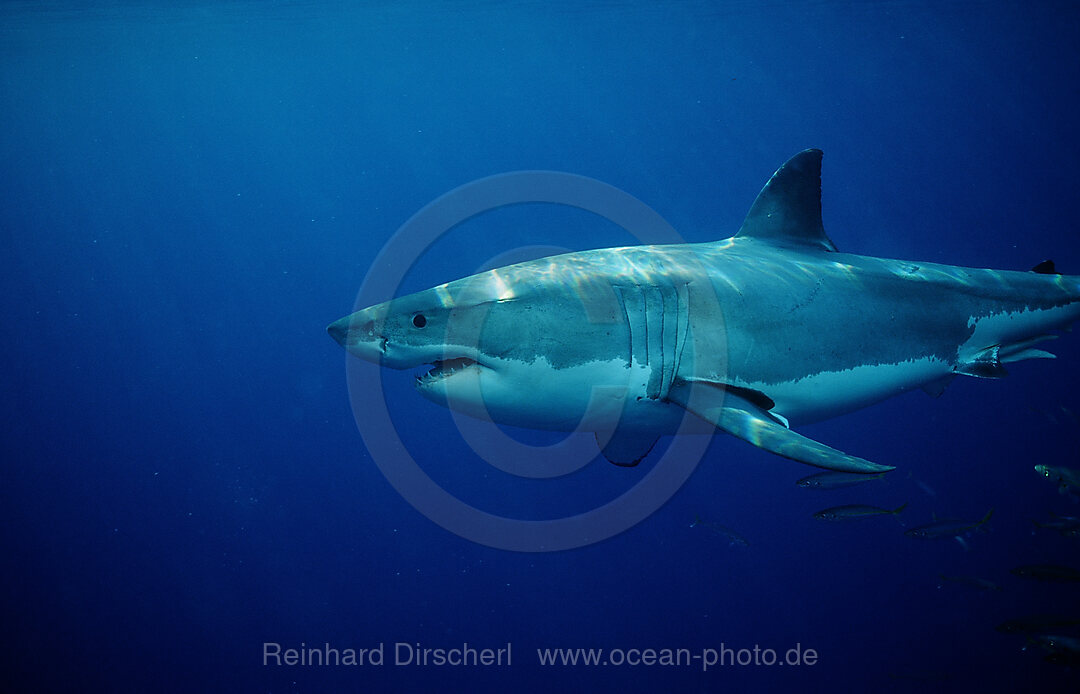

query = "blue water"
[[4, 2, 1080, 691]]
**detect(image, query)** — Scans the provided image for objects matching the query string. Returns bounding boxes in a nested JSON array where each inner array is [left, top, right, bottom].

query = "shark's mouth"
[[415, 357, 481, 386]]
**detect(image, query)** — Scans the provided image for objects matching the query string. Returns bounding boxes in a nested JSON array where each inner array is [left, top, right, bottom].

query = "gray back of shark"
[[329, 149, 1080, 473]]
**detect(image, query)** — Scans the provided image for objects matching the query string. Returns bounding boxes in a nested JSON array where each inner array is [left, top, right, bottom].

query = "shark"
[[328, 149, 1080, 474]]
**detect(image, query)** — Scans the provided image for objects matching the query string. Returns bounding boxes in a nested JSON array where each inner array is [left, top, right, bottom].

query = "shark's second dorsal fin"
[[1031, 259, 1058, 275], [736, 149, 838, 252]]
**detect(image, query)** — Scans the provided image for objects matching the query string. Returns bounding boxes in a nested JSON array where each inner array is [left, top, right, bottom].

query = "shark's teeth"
[[416, 357, 479, 384]]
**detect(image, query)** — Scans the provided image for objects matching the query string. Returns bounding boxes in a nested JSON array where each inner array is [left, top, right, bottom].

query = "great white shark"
[[328, 150, 1080, 474]]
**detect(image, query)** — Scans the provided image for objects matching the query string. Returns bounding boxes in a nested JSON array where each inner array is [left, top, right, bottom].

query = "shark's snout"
[[326, 318, 349, 347], [326, 313, 385, 363]]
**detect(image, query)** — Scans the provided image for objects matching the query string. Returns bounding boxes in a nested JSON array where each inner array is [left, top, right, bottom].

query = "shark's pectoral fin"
[[596, 429, 659, 467], [667, 382, 893, 474]]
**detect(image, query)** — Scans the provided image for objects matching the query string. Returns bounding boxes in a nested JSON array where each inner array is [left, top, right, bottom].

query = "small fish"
[[1035, 464, 1080, 495], [813, 503, 906, 521], [1044, 651, 1080, 666], [937, 574, 1001, 591], [1011, 564, 1080, 583], [1028, 633, 1080, 654], [1033, 512, 1080, 536], [691, 515, 750, 547], [996, 615, 1080, 634], [905, 509, 993, 542], [1029, 405, 1061, 424], [914, 479, 937, 497], [796, 470, 885, 490]]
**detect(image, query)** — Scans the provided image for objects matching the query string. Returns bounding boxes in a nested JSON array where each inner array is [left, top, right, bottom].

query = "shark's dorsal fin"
[[736, 149, 838, 252]]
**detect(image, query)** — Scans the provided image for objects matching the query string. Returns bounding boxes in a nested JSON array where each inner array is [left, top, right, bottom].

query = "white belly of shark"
[[416, 355, 685, 433], [328, 149, 1080, 475], [742, 356, 953, 426]]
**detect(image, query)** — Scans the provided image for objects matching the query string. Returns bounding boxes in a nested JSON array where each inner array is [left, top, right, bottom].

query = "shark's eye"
[[412, 314, 427, 328]]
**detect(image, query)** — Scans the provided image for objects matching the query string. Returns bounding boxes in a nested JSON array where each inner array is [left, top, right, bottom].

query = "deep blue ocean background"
[[4, 2, 1080, 692]]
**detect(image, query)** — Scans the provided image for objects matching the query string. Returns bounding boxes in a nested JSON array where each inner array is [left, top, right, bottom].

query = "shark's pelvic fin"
[[667, 382, 893, 473], [957, 335, 1058, 378], [596, 428, 659, 467], [735, 148, 838, 252], [920, 374, 956, 398]]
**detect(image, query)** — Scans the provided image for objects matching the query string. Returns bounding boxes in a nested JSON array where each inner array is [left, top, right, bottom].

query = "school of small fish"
[[694, 436, 1080, 669]]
